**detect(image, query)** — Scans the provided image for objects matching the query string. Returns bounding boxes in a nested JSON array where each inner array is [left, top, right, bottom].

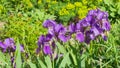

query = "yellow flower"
[[78, 8, 88, 19], [52, 1, 57, 4], [66, 3, 75, 10], [82, 0, 88, 5], [74, 2, 82, 7], [88, 8, 92, 11], [59, 8, 69, 15], [82, 6, 87, 9]]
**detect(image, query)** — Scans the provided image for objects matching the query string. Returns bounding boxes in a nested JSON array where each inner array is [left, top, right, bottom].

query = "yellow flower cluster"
[[58, 1, 98, 19], [59, 8, 69, 15], [78, 8, 87, 19], [74, 2, 82, 7], [66, 3, 75, 10], [82, 0, 88, 5]]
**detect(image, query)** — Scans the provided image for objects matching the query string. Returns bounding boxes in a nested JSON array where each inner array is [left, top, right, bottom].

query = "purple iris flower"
[[101, 33, 107, 41], [76, 22, 84, 32], [97, 11, 104, 20], [36, 47, 41, 54], [52, 41, 56, 48], [57, 25, 67, 34], [0, 42, 7, 52], [88, 9, 97, 16], [46, 33, 53, 42], [43, 45, 52, 55], [85, 31, 94, 44], [4, 38, 15, 48], [58, 34, 71, 42], [38, 35, 45, 47], [68, 23, 76, 33], [76, 32, 84, 42], [37, 34, 53, 54], [20, 45, 24, 52], [102, 20, 111, 31], [50, 23, 70, 42], [0, 38, 24, 52], [80, 19, 90, 27], [43, 19, 56, 28], [0, 41, 6, 49], [90, 27, 100, 37], [48, 28, 55, 36], [85, 15, 92, 22], [4, 38, 16, 52], [55, 24, 63, 33]]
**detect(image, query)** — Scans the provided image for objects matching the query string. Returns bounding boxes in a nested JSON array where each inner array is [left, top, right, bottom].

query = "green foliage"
[[100, 0, 120, 23], [0, 9, 55, 53], [15, 39, 22, 68]]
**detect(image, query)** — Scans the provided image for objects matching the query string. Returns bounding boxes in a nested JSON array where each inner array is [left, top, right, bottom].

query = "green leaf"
[[15, 39, 22, 68], [81, 54, 86, 68], [106, 46, 112, 53], [118, 8, 120, 15], [110, 6, 116, 12], [45, 56, 52, 68], [104, 0, 113, 5], [110, 13, 115, 17], [0, 51, 7, 66], [70, 50, 77, 65], [59, 53, 71, 68], [28, 61, 37, 68], [56, 42, 67, 54], [100, 7, 106, 11], [37, 57, 47, 68]]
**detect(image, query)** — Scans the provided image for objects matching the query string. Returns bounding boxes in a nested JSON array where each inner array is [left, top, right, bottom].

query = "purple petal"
[[43, 20, 56, 28], [46, 33, 53, 41], [43, 45, 52, 55], [80, 19, 90, 27], [90, 27, 100, 36], [58, 34, 67, 42], [48, 28, 55, 36], [52, 41, 56, 48], [0, 42, 6, 49], [85, 15, 92, 22], [101, 34, 107, 41], [102, 20, 111, 31], [76, 32, 84, 42], [4, 38, 15, 47], [97, 12, 104, 20], [20, 45, 24, 52], [76, 22, 83, 32], [38, 35, 45, 47], [88, 10, 97, 15], [68, 23, 76, 33], [85, 31, 95, 44], [36, 48, 40, 54], [55, 24, 63, 33]]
